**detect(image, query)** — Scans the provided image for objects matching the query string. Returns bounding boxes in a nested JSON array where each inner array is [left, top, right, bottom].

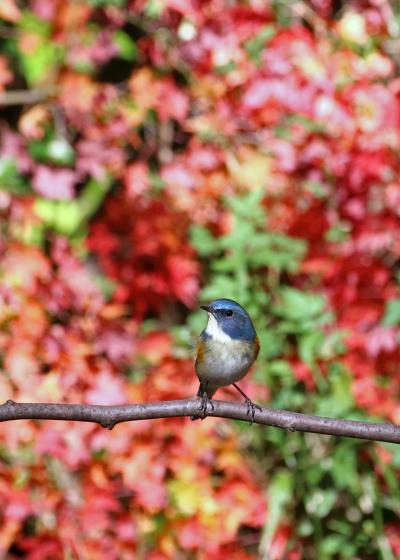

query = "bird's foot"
[[232, 383, 261, 424], [191, 393, 214, 421], [199, 393, 214, 419], [244, 398, 262, 424]]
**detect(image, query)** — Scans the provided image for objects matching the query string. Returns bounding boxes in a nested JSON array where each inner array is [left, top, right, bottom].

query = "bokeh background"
[[1, 0, 400, 558]]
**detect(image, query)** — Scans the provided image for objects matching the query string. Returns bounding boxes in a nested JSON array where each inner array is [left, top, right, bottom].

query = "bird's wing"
[[194, 337, 205, 370]]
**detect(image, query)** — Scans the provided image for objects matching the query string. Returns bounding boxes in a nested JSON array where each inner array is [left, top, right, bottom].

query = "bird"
[[192, 298, 261, 421]]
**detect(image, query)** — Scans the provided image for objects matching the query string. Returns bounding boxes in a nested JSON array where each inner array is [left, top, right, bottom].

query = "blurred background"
[[1, 0, 400, 558]]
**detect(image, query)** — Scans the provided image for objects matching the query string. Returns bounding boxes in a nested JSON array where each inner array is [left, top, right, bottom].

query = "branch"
[[0, 86, 57, 106], [1, 398, 399, 444]]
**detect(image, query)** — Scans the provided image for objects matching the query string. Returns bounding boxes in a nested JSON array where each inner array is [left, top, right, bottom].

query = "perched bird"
[[192, 298, 260, 421]]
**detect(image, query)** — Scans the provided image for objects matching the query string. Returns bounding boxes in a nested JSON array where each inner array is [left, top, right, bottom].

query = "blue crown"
[[201, 298, 257, 341]]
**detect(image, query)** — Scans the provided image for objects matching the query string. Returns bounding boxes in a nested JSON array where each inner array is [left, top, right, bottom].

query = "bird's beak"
[[200, 304, 212, 313]]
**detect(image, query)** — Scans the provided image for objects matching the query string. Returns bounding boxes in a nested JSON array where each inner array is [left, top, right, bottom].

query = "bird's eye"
[[225, 309, 233, 317]]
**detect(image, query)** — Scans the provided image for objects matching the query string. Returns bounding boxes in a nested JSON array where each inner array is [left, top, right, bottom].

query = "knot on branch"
[[100, 420, 116, 431]]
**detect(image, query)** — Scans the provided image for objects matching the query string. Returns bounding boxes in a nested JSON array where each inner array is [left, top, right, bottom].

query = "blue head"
[[201, 298, 257, 342]]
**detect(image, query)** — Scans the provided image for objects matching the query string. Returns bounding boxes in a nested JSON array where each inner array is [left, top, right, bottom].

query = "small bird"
[[192, 298, 260, 421]]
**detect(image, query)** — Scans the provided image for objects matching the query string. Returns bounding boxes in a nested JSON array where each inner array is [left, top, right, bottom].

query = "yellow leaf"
[[168, 479, 217, 516], [337, 11, 368, 45], [227, 147, 271, 189]]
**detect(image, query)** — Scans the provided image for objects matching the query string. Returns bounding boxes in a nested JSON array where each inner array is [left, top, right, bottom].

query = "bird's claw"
[[245, 398, 262, 424], [198, 393, 214, 420], [232, 383, 261, 424]]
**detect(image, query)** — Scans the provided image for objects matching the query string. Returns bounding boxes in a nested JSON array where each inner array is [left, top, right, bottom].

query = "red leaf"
[[4, 490, 31, 522], [124, 161, 149, 198], [86, 371, 128, 405], [157, 79, 189, 123], [177, 519, 203, 549]]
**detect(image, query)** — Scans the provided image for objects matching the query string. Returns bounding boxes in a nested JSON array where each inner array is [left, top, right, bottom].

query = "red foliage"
[[0, 202, 264, 557], [2, 0, 400, 557], [87, 190, 199, 317]]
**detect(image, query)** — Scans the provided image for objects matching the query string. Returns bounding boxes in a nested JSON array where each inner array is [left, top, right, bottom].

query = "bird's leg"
[[232, 383, 261, 424], [198, 382, 214, 419]]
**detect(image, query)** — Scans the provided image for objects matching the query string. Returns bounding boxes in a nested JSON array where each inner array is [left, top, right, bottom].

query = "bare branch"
[[0, 398, 399, 444], [0, 87, 57, 107]]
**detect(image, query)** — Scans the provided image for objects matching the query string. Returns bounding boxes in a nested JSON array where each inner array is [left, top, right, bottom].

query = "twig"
[[158, 120, 173, 163], [0, 86, 57, 107], [0, 398, 399, 444]]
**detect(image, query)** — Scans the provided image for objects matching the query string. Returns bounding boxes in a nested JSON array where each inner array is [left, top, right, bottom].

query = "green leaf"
[[46, 137, 75, 166], [212, 256, 241, 272], [214, 60, 236, 74], [261, 359, 293, 386], [302, 180, 328, 198], [113, 30, 138, 61], [190, 225, 219, 256], [19, 41, 64, 86], [16, 12, 63, 85], [29, 135, 75, 166], [248, 233, 306, 272], [92, 273, 117, 300], [200, 275, 240, 302], [257, 332, 285, 362], [298, 330, 345, 366], [331, 444, 359, 491], [244, 24, 276, 64], [75, 178, 112, 222], [260, 470, 293, 549], [34, 199, 81, 236], [226, 188, 265, 222], [19, 11, 52, 36], [320, 534, 354, 556], [220, 221, 255, 250], [382, 299, 400, 326], [305, 489, 337, 518], [298, 519, 314, 537], [0, 158, 30, 194], [316, 365, 354, 417], [319, 330, 347, 360], [88, 0, 125, 5], [34, 178, 111, 236], [284, 114, 326, 134], [149, 172, 166, 193], [299, 331, 325, 365], [145, 0, 164, 17], [325, 221, 352, 243], [273, 287, 326, 322]]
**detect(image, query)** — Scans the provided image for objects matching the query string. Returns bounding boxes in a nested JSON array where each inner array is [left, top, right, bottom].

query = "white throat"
[[205, 313, 232, 343]]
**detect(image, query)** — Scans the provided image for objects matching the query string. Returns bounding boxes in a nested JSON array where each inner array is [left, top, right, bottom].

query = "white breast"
[[196, 313, 255, 389]]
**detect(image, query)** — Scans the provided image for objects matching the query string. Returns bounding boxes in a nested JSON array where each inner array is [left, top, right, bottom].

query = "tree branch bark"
[[0, 398, 399, 444], [0, 86, 57, 106]]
